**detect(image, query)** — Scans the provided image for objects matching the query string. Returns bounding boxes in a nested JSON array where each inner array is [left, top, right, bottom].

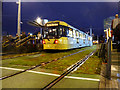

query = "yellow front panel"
[[43, 44, 68, 50], [43, 37, 69, 50]]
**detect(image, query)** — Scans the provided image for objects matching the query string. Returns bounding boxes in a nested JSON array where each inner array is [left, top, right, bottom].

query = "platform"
[[99, 49, 120, 89]]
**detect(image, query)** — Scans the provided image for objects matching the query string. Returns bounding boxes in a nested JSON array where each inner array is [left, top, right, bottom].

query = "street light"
[[35, 17, 43, 38], [36, 17, 43, 25], [43, 19, 48, 25]]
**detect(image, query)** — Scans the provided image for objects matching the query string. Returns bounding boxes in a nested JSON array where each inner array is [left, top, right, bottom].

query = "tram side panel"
[[43, 37, 92, 50], [43, 35, 92, 50]]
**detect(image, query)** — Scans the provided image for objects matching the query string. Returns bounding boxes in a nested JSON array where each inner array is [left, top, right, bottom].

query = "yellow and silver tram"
[[42, 20, 92, 50]]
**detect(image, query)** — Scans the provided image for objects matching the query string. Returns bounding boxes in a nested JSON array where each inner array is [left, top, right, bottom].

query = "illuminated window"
[[63, 27, 65, 36], [88, 37, 90, 41], [79, 33, 81, 38], [69, 28, 73, 37], [44, 27, 58, 38], [49, 30, 52, 32], [63, 27, 68, 36], [83, 33, 86, 39], [83, 40, 85, 44], [53, 29, 56, 31], [73, 30, 76, 38], [81, 33, 83, 39], [76, 31, 79, 38], [59, 28, 62, 36]]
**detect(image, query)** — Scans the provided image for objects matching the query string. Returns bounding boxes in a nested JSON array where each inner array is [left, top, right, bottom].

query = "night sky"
[[2, 2, 118, 36]]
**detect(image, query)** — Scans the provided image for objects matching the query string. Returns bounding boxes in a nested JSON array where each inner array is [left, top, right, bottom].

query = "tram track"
[[0, 49, 88, 80], [42, 50, 96, 89]]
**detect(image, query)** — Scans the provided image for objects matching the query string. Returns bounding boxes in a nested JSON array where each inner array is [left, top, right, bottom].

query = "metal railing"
[[99, 39, 112, 80]]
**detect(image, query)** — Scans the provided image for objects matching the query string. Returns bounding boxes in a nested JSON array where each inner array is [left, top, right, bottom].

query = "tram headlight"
[[42, 40, 46, 44], [54, 40, 58, 44]]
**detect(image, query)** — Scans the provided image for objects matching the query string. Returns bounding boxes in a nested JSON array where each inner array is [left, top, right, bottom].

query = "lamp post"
[[17, 0, 21, 40]]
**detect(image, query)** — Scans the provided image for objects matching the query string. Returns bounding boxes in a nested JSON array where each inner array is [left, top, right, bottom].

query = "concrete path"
[[111, 49, 120, 89], [1, 68, 99, 88], [99, 49, 120, 89]]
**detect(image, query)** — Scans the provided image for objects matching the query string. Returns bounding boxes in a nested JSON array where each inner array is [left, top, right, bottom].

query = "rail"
[[42, 50, 96, 89]]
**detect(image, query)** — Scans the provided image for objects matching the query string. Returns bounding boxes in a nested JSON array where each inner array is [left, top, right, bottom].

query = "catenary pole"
[[17, 0, 21, 40]]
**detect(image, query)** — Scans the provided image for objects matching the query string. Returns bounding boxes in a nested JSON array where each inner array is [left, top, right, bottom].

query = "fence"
[[99, 38, 112, 80]]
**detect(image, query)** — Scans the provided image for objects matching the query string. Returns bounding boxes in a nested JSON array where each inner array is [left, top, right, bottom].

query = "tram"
[[42, 20, 92, 50]]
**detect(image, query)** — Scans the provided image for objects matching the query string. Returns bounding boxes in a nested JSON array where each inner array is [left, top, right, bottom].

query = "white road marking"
[[0, 67, 99, 81], [0, 67, 24, 71]]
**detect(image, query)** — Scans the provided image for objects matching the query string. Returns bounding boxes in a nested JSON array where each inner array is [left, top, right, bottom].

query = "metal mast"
[[17, 0, 21, 39]]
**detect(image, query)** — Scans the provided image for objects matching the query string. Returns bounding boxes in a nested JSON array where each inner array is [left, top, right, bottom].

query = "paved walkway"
[[1, 68, 99, 88], [111, 49, 120, 89], [99, 49, 120, 89], [0, 67, 99, 81]]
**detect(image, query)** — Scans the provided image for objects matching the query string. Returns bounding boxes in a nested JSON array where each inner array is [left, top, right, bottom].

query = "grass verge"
[[40, 45, 100, 75], [2, 45, 102, 78], [2, 46, 90, 68]]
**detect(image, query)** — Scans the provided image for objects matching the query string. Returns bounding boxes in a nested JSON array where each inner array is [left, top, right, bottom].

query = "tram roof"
[[45, 20, 87, 35]]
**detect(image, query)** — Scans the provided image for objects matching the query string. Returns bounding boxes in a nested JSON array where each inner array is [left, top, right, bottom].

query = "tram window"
[[88, 36, 89, 40], [58, 27, 68, 37], [84, 35, 86, 38], [81, 33, 83, 38], [69, 30, 72, 37], [49, 30, 52, 32], [53, 29, 56, 32], [77, 32, 79, 37], [83, 34, 85, 38], [44, 27, 58, 38], [83, 40, 85, 44], [63, 27, 68, 36], [59, 27, 62, 36], [75, 31, 77, 37], [64, 27, 69, 37], [48, 28, 57, 36], [44, 30, 48, 38], [79, 33, 81, 38], [69, 28, 73, 37], [63, 27, 66, 36], [73, 30, 76, 38], [76, 31, 79, 38]]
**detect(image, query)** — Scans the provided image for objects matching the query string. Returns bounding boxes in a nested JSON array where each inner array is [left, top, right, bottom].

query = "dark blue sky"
[[2, 2, 118, 36]]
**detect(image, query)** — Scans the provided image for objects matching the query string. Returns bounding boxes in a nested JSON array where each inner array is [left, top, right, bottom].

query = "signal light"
[[42, 40, 46, 44], [54, 40, 58, 44]]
